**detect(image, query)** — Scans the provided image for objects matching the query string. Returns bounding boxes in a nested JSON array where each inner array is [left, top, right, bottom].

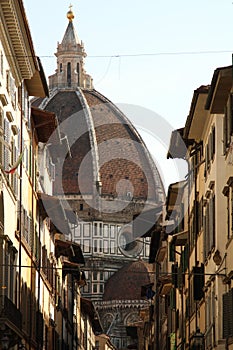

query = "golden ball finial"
[[67, 4, 74, 21]]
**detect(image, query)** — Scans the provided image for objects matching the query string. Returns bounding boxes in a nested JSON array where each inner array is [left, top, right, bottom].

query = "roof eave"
[[25, 57, 49, 97], [205, 65, 232, 113], [184, 85, 209, 139]]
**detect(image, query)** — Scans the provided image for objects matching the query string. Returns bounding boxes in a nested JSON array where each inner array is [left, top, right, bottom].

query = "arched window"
[[67, 62, 71, 87], [77, 62, 80, 85]]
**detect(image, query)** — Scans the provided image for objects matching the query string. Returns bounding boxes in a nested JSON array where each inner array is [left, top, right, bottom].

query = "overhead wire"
[[5, 49, 233, 59]]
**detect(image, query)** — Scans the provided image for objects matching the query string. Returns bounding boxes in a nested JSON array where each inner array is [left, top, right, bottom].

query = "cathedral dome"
[[33, 7, 165, 227], [103, 260, 153, 301]]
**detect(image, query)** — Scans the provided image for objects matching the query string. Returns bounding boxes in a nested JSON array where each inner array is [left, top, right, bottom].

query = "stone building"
[[149, 63, 233, 350], [32, 6, 165, 349]]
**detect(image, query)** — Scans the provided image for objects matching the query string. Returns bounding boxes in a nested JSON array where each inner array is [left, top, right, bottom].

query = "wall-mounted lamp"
[[191, 328, 205, 350], [213, 250, 222, 266]]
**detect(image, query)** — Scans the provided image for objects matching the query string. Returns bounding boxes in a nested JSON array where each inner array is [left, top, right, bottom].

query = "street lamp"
[[191, 328, 205, 350], [1, 335, 10, 350]]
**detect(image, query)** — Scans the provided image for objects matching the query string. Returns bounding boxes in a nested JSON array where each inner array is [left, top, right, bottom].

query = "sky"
[[23, 0, 233, 191]]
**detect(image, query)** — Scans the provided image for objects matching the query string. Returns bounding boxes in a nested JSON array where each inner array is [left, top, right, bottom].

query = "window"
[[5, 71, 16, 109], [203, 192, 215, 260], [94, 222, 98, 236], [83, 240, 90, 253], [223, 94, 233, 153], [99, 239, 102, 253], [223, 177, 233, 240], [103, 240, 109, 253], [93, 271, 98, 280], [3, 119, 10, 172], [0, 51, 3, 75], [0, 107, 3, 165], [110, 225, 115, 238], [205, 285, 216, 347], [110, 241, 115, 254], [67, 62, 71, 87], [204, 127, 215, 177], [223, 288, 233, 339], [59, 63, 62, 72], [93, 284, 97, 293], [76, 63, 80, 85], [74, 225, 81, 238], [83, 223, 91, 237], [103, 224, 109, 237], [145, 237, 150, 257], [6, 70, 10, 92]]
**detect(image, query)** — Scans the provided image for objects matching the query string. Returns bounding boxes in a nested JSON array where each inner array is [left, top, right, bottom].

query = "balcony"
[[0, 295, 22, 330], [0, 295, 22, 348]]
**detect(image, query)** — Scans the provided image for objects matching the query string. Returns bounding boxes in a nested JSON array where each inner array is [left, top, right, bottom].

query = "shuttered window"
[[4, 119, 10, 172], [212, 126, 216, 159], [172, 263, 178, 288], [223, 94, 233, 154], [203, 193, 215, 260], [0, 108, 3, 166], [223, 288, 233, 338], [192, 264, 204, 301], [169, 241, 175, 262], [205, 126, 216, 177]]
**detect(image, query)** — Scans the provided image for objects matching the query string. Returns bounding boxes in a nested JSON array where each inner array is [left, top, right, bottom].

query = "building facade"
[[0, 1, 101, 349], [148, 63, 233, 350]]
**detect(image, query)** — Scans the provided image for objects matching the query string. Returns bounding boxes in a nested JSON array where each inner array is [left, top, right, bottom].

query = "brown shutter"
[[193, 265, 204, 301]]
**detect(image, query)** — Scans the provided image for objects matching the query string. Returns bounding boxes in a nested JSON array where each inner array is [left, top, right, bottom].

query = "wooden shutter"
[[209, 196, 214, 250], [203, 214, 207, 260], [193, 265, 204, 301], [169, 241, 175, 262], [212, 126, 216, 159], [229, 289, 233, 337], [172, 263, 178, 288], [170, 288, 176, 310], [212, 194, 215, 248], [223, 292, 229, 338], [4, 119, 10, 171], [0, 108, 3, 166], [227, 95, 232, 146], [177, 265, 184, 290]]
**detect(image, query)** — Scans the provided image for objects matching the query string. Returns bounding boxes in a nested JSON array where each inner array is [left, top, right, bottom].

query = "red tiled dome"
[[103, 260, 153, 301], [34, 89, 164, 207], [32, 11, 165, 221]]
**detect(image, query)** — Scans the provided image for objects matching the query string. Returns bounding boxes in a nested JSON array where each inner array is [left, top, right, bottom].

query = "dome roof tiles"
[[34, 88, 163, 204], [103, 260, 153, 301]]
